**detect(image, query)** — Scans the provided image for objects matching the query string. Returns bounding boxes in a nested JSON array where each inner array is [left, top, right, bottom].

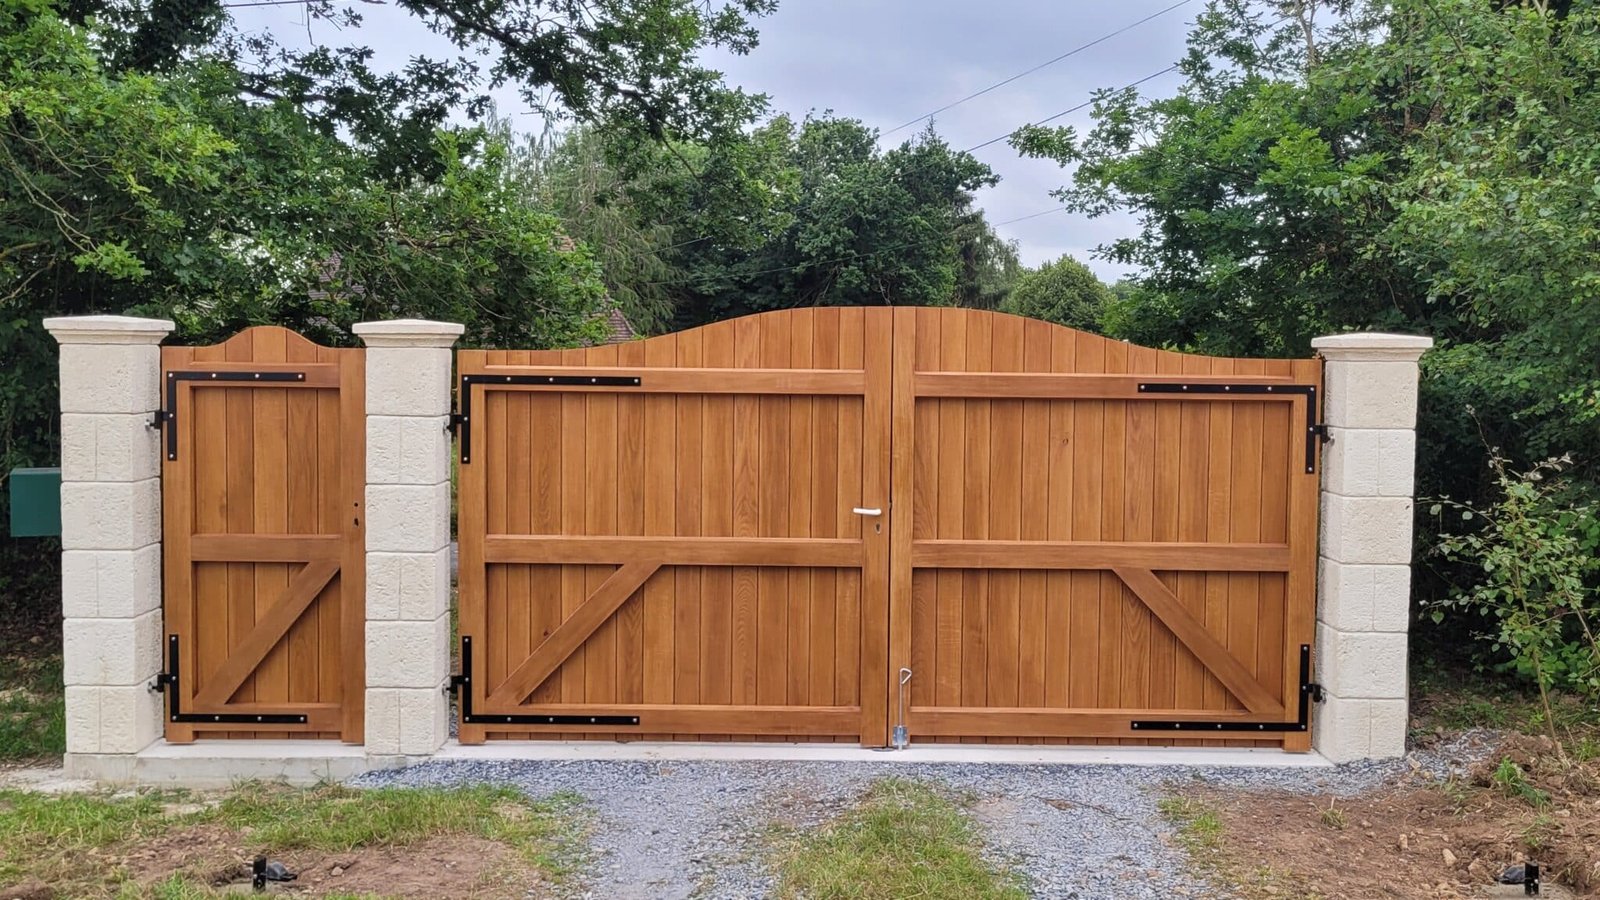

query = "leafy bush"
[[1428, 454, 1600, 721]]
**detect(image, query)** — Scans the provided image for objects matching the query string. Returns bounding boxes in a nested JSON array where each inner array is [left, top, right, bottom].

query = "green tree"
[[999, 255, 1111, 332]]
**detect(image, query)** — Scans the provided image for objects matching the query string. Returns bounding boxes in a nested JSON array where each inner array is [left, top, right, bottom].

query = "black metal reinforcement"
[[161, 371, 307, 461], [450, 635, 641, 727], [152, 634, 308, 725], [456, 373, 642, 464], [1136, 382, 1323, 473], [1129, 644, 1320, 733]]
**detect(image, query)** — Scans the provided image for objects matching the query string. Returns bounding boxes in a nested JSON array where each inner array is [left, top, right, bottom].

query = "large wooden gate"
[[455, 308, 1320, 748], [159, 327, 365, 741]]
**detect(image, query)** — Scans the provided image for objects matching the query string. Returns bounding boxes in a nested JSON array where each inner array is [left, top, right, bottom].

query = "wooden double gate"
[[455, 308, 1322, 749]]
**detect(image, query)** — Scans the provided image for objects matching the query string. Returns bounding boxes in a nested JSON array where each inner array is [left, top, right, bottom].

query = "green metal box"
[[8, 467, 61, 537]]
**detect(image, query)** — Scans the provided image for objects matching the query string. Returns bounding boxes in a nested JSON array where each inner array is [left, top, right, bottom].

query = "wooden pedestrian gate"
[[157, 327, 365, 742], [455, 308, 1323, 749]]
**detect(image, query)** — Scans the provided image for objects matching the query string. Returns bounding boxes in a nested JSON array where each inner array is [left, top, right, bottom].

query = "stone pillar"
[[353, 319, 462, 760], [44, 315, 174, 778], [1310, 332, 1433, 763]]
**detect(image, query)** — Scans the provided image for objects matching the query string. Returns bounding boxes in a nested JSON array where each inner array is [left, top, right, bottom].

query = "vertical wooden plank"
[[986, 314, 1023, 742], [161, 347, 197, 743], [755, 317, 789, 724], [1017, 320, 1051, 710], [1121, 343, 1158, 743], [223, 333, 257, 737], [642, 334, 677, 738], [1257, 376, 1292, 734], [859, 307, 892, 746], [835, 308, 865, 721], [1068, 332, 1104, 728], [1228, 360, 1266, 718], [700, 324, 735, 732], [250, 331, 291, 732], [787, 316, 813, 709], [960, 312, 992, 740], [1150, 349, 1184, 714], [934, 311, 967, 711], [674, 329, 704, 735], [908, 309, 940, 713], [1044, 326, 1076, 744], [557, 352, 588, 738], [1203, 356, 1235, 743], [810, 310, 841, 716], [315, 347, 345, 737], [456, 350, 489, 744], [584, 343, 621, 711], [1173, 350, 1212, 746], [1284, 357, 1322, 752], [1097, 337, 1128, 745], [487, 377, 510, 706], [505, 377, 533, 718], [615, 340, 647, 713], [284, 338, 320, 734], [731, 317, 761, 731], [886, 307, 916, 743], [528, 390, 564, 707], [337, 346, 365, 742]]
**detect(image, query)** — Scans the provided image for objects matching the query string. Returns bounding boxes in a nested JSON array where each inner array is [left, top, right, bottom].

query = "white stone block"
[[97, 685, 164, 754], [1322, 427, 1416, 498], [364, 688, 401, 755], [365, 483, 451, 552], [65, 686, 102, 754], [364, 349, 454, 416], [1311, 332, 1433, 360], [1323, 360, 1421, 430], [56, 344, 165, 415], [60, 478, 160, 550], [61, 413, 163, 483], [395, 687, 449, 755], [1320, 493, 1414, 565], [352, 319, 465, 348], [367, 549, 452, 621], [62, 611, 162, 686], [366, 618, 450, 688], [367, 415, 451, 485], [1368, 697, 1410, 759], [60, 546, 162, 619], [1313, 693, 1407, 763], [1317, 558, 1412, 633], [1316, 623, 1408, 698]]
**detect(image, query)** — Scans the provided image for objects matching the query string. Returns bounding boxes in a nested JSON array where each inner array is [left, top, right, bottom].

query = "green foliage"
[[1428, 455, 1600, 704], [770, 778, 1026, 900], [1490, 757, 1552, 810], [0, 648, 64, 760], [999, 254, 1111, 332]]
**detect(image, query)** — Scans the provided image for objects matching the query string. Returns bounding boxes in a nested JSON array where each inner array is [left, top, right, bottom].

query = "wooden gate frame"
[[451, 309, 1321, 748], [158, 328, 366, 742]]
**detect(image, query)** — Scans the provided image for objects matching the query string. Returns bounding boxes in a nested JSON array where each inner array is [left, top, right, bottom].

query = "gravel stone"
[[349, 731, 1495, 898]]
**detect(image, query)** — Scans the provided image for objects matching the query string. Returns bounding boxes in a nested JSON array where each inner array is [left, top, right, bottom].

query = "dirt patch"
[[113, 825, 544, 898], [1183, 735, 1600, 898]]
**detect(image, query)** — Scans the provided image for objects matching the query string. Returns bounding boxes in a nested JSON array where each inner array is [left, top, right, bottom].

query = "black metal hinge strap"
[[153, 634, 307, 725], [162, 371, 307, 461], [1130, 644, 1319, 733], [450, 635, 640, 727], [456, 373, 643, 464], [1136, 382, 1322, 474]]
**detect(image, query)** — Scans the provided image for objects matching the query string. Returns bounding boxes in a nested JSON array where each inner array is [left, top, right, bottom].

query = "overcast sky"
[[231, 0, 1199, 281]]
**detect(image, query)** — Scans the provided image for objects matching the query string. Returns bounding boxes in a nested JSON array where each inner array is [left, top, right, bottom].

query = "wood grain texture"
[[159, 327, 361, 741]]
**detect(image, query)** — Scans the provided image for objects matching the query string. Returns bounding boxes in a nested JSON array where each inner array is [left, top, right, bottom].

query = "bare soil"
[[1192, 734, 1600, 898], [114, 825, 544, 898]]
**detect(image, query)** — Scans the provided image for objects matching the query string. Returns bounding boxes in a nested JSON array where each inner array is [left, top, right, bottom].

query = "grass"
[[0, 646, 65, 760], [1490, 757, 1553, 810], [770, 778, 1026, 900], [1156, 795, 1225, 855], [1157, 791, 1317, 900], [1410, 664, 1600, 740], [0, 782, 586, 897]]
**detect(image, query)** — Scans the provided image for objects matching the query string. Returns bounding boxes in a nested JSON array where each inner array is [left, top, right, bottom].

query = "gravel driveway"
[[351, 734, 1491, 899]]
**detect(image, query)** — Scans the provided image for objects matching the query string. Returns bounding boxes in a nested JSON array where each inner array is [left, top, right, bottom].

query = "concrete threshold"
[[69, 741, 382, 788], [435, 740, 1335, 768]]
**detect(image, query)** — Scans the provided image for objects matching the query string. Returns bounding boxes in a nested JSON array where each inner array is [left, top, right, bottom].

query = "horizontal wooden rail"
[[909, 706, 1286, 739], [483, 536, 864, 567], [914, 372, 1301, 400], [171, 363, 342, 389], [190, 534, 341, 562], [910, 540, 1291, 572], [466, 704, 862, 736], [475, 366, 866, 395]]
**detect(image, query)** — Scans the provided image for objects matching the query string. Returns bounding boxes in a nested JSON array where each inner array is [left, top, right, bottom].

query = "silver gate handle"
[[852, 507, 882, 516]]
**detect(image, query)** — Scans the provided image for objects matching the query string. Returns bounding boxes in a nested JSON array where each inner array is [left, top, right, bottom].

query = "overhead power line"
[[991, 207, 1066, 227], [883, 0, 1195, 137], [963, 64, 1181, 153]]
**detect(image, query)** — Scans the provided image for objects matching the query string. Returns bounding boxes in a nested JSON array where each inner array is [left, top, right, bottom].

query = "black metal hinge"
[[152, 634, 307, 725], [1129, 644, 1320, 733], [160, 371, 307, 461], [1137, 382, 1322, 474], [455, 373, 642, 464], [450, 636, 640, 727]]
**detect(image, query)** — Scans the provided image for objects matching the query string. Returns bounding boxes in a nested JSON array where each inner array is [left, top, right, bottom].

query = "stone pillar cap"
[[353, 319, 466, 348], [43, 315, 174, 345], [1312, 332, 1433, 361]]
